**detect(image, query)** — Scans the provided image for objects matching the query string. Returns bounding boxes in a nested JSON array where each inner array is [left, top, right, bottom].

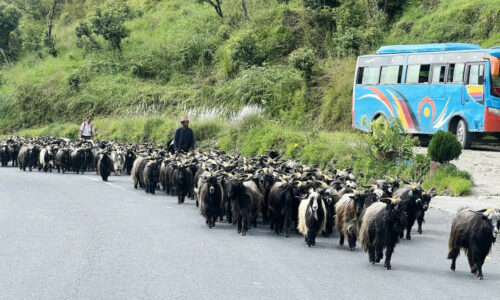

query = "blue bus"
[[352, 43, 500, 148]]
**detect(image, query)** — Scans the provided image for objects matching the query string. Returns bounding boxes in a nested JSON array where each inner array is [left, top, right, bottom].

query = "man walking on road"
[[173, 116, 195, 154], [79, 115, 95, 141]]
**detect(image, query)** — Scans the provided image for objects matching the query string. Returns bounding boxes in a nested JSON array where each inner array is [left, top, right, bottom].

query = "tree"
[[196, 0, 223, 19], [377, 0, 408, 20], [5, 0, 51, 20], [303, 0, 339, 10], [44, 0, 58, 57], [241, 0, 248, 19], [89, 4, 131, 52], [0, 4, 21, 63]]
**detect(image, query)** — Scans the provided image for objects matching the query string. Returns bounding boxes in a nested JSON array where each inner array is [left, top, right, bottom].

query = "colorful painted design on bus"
[[352, 43, 500, 146], [359, 87, 456, 131], [466, 85, 483, 101]]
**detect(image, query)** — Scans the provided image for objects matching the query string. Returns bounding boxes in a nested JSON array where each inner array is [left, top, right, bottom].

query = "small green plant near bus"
[[423, 164, 472, 196], [428, 130, 462, 163]]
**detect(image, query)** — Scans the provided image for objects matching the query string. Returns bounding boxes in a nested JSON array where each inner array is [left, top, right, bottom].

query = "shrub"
[[428, 130, 462, 163], [303, 0, 339, 10], [289, 47, 316, 80], [423, 164, 472, 196], [365, 117, 414, 162], [231, 33, 266, 68], [142, 117, 165, 141]]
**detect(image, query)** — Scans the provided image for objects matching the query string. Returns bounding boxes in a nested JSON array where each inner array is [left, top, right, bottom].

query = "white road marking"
[[105, 182, 127, 191], [83, 176, 99, 182], [84, 175, 127, 191]]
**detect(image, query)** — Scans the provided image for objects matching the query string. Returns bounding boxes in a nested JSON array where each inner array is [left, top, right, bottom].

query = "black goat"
[[268, 181, 297, 237], [359, 200, 406, 270], [448, 208, 500, 279], [143, 160, 160, 194], [97, 152, 113, 182], [198, 173, 224, 228]]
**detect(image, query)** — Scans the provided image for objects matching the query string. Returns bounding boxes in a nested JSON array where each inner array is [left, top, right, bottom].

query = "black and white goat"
[[297, 191, 327, 247]]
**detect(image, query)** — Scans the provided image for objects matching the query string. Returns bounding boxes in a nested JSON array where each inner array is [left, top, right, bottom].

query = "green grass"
[[423, 164, 473, 196]]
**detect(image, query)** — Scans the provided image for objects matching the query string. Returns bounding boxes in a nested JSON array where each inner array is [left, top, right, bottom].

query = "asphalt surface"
[[1, 166, 499, 299]]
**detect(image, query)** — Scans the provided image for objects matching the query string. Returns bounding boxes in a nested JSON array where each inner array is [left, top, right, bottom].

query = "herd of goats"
[[1, 136, 499, 279]]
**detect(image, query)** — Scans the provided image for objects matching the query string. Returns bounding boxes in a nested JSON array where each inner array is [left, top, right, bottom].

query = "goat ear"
[[408, 190, 413, 197]]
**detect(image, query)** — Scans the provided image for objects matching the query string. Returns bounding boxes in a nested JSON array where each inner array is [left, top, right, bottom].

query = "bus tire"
[[416, 135, 431, 147], [456, 119, 472, 149]]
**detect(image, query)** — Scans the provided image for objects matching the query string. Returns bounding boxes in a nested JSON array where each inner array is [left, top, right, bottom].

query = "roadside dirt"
[[417, 146, 500, 214]]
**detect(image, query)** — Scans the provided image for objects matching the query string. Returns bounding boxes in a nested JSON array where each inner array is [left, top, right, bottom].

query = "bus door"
[[463, 62, 486, 131]]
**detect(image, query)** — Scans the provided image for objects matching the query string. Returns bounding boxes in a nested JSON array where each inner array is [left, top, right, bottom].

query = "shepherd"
[[173, 116, 195, 154], [79, 114, 95, 141]]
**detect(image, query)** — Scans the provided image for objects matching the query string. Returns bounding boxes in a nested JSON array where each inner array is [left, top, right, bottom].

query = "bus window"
[[360, 66, 380, 85], [380, 65, 402, 84], [467, 64, 485, 85], [492, 74, 500, 97], [432, 65, 446, 83], [406, 64, 430, 83], [447, 63, 465, 83]]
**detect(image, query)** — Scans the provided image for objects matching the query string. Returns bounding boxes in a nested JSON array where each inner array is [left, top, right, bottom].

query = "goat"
[[447, 208, 500, 279], [297, 191, 327, 247]]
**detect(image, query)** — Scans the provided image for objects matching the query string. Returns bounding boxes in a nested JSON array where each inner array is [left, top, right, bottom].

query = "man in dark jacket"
[[173, 116, 195, 154]]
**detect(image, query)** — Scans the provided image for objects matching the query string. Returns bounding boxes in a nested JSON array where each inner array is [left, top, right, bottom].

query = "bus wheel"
[[456, 119, 472, 149], [416, 135, 431, 147]]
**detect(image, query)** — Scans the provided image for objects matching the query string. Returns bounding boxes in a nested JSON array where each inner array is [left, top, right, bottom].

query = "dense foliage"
[[1, 0, 498, 133], [428, 130, 462, 163]]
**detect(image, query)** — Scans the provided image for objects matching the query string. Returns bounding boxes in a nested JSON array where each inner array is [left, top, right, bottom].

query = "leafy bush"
[[142, 117, 165, 141], [215, 65, 304, 118], [289, 47, 316, 80], [231, 33, 266, 68], [423, 164, 472, 196], [303, 0, 339, 10], [0, 4, 21, 63], [428, 130, 462, 163], [365, 117, 414, 162]]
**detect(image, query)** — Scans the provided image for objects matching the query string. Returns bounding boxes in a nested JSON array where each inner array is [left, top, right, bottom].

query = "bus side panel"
[[353, 85, 393, 131]]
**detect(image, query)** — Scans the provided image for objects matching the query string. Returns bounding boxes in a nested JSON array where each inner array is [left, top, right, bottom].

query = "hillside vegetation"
[[0, 0, 488, 191]]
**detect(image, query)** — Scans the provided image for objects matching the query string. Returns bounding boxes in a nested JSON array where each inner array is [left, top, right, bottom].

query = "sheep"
[[97, 151, 113, 182], [359, 199, 406, 270], [297, 191, 327, 247], [447, 208, 500, 279]]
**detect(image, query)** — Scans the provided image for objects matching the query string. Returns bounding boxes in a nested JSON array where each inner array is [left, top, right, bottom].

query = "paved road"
[[0, 167, 499, 299]]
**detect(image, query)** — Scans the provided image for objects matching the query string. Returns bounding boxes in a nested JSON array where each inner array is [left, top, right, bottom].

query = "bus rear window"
[[357, 66, 380, 85], [406, 64, 430, 83]]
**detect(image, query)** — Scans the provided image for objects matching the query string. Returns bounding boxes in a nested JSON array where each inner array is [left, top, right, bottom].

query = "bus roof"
[[376, 43, 481, 54]]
